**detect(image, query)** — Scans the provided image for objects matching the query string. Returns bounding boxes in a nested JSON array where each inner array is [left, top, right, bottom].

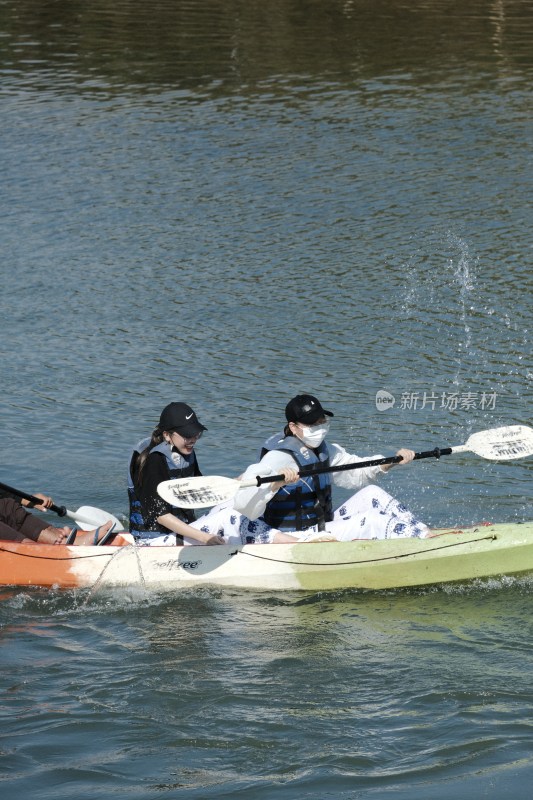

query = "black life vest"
[[128, 439, 201, 535]]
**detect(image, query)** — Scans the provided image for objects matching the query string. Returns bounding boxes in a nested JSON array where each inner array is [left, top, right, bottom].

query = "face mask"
[[298, 421, 330, 448]]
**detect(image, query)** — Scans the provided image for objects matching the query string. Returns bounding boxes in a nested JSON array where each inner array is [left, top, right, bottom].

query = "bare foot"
[[37, 525, 70, 545], [70, 521, 115, 546]]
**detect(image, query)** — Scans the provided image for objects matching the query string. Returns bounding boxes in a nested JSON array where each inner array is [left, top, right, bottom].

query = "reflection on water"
[[1, 0, 532, 96]]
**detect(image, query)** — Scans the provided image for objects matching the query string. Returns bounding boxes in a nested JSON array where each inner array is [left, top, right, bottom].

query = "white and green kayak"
[[2, 521, 532, 592]]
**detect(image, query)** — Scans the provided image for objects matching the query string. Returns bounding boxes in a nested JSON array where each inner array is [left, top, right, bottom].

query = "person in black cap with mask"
[[232, 393, 428, 541], [128, 402, 224, 546]]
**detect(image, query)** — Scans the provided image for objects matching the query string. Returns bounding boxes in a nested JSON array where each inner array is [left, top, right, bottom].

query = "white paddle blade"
[[465, 425, 533, 461], [68, 506, 125, 531], [157, 476, 243, 509]]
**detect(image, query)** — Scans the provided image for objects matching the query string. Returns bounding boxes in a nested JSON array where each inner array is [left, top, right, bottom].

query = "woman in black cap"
[[232, 393, 428, 541], [128, 402, 224, 546]]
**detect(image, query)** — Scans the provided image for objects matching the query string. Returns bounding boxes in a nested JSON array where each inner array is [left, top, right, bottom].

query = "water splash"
[[400, 229, 480, 385], [447, 231, 478, 380]]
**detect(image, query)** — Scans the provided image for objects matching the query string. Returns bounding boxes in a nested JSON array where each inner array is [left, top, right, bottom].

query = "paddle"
[[0, 481, 124, 531], [157, 424, 533, 509]]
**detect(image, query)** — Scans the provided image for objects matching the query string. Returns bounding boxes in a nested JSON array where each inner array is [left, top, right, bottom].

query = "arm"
[[135, 452, 175, 526], [233, 450, 298, 520], [137, 454, 224, 545], [22, 492, 54, 511], [329, 444, 416, 489], [379, 448, 415, 471], [328, 443, 386, 490], [0, 486, 15, 501], [156, 513, 224, 546], [0, 485, 54, 511]]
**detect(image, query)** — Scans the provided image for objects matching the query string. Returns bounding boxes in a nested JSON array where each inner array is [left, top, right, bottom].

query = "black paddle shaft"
[[0, 481, 67, 516], [255, 447, 453, 486]]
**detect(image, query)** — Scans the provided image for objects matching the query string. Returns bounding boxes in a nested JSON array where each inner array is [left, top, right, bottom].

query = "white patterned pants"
[[187, 485, 428, 545]]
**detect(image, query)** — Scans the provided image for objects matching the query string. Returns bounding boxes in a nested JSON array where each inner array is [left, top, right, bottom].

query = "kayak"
[[1, 521, 533, 592]]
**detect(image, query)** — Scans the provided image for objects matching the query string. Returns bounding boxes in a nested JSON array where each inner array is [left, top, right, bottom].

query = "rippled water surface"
[[1, 0, 532, 797], [3, 584, 533, 799]]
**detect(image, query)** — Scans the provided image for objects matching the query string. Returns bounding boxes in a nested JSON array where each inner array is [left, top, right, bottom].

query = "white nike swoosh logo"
[[185, 413, 193, 419]]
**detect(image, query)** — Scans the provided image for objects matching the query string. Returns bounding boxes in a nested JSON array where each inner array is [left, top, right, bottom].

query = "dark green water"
[[1, 1, 532, 797]]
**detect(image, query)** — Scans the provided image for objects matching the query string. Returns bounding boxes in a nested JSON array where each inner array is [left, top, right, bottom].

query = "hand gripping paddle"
[[0, 481, 124, 530]]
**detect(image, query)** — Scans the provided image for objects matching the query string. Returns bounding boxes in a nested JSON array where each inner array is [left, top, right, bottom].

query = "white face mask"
[[297, 421, 330, 448]]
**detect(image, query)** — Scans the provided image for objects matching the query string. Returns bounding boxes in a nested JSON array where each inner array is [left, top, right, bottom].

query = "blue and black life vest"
[[260, 433, 333, 531], [127, 439, 200, 535]]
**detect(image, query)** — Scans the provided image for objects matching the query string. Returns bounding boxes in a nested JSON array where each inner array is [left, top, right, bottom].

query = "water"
[[0, 0, 532, 797], [3, 585, 533, 799]]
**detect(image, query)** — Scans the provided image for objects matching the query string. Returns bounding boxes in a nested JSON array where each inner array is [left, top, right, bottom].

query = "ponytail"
[[135, 427, 165, 486]]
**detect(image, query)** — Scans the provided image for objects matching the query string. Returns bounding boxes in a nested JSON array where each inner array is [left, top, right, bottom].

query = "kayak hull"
[[1, 522, 533, 592]]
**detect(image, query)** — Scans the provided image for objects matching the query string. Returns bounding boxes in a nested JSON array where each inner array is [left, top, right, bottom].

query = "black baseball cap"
[[285, 394, 334, 425], [159, 402, 207, 437]]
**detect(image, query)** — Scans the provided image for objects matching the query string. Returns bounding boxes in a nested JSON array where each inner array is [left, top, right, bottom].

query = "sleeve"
[[232, 450, 297, 521], [0, 485, 23, 503], [135, 452, 174, 527], [328, 443, 385, 490]]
